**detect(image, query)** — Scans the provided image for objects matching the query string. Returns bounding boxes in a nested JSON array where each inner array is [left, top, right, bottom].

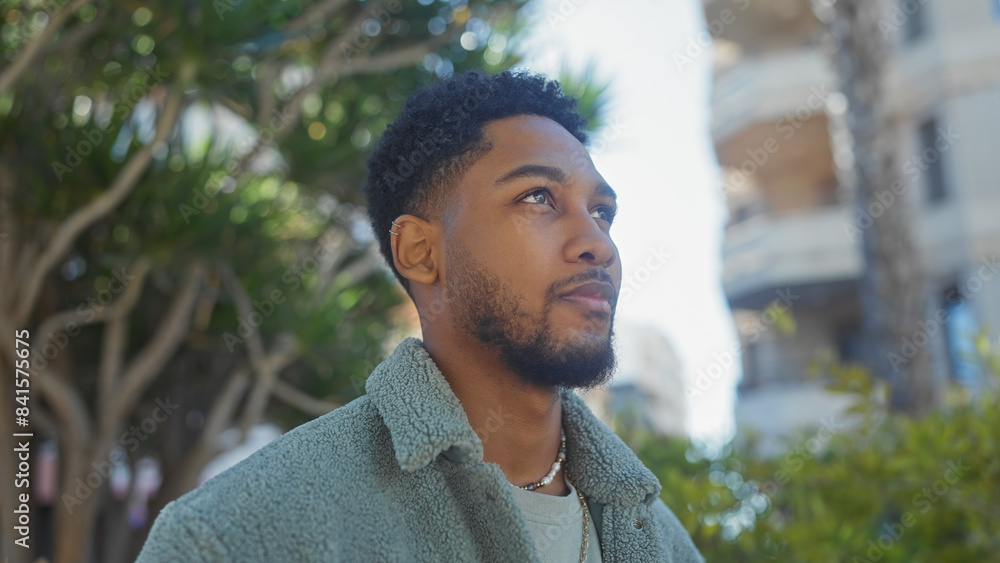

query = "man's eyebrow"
[[494, 163, 618, 201], [493, 164, 567, 186], [596, 181, 618, 202]]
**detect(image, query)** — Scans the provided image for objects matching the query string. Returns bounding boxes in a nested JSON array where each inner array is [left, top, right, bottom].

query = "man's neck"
[[422, 334, 570, 496]]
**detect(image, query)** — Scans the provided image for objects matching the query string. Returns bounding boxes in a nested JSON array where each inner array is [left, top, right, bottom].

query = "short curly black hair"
[[364, 69, 589, 294]]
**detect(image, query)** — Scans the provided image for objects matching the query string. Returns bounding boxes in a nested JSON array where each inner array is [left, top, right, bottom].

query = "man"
[[138, 70, 704, 562]]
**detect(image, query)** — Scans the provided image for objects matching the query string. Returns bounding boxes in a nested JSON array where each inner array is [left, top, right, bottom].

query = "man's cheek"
[[510, 215, 532, 238]]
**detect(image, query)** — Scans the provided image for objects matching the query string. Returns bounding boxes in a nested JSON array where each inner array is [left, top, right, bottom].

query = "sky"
[[516, 0, 741, 447]]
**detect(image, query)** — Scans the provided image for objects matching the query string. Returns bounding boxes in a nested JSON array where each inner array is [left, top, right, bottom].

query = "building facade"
[[706, 0, 1000, 451]]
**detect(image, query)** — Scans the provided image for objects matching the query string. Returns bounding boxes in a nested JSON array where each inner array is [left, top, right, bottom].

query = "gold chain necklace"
[[565, 467, 590, 563]]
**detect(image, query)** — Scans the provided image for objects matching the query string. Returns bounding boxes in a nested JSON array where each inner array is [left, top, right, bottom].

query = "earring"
[[389, 221, 402, 236]]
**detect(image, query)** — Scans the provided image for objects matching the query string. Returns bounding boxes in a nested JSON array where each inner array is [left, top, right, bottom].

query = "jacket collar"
[[365, 337, 662, 508]]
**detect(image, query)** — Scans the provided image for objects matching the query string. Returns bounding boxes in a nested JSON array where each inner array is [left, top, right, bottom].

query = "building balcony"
[[723, 204, 862, 309], [712, 47, 834, 143], [703, 0, 820, 56]]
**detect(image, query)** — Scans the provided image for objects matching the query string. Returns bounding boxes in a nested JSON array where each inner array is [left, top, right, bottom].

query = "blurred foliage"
[[620, 333, 1000, 562], [763, 297, 797, 337], [0, 0, 548, 560], [556, 60, 610, 131], [2, 0, 530, 427]]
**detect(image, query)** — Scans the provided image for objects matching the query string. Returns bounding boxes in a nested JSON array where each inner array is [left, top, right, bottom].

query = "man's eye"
[[591, 206, 617, 224], [522, 189, 551, 206]]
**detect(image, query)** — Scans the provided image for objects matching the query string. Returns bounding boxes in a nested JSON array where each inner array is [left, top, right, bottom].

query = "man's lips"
[[558, 281, 615, 315]]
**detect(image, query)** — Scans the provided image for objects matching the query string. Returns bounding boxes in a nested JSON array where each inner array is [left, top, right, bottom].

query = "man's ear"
[[390, 214, 438, 286]]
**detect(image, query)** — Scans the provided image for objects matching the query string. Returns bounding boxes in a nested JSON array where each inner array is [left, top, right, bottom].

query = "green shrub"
[[626, 335, 1000, 561]]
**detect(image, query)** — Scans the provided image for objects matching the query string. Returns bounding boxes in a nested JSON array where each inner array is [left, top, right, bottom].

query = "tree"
[[809, 0, 938, 414], [0, 1, 527, 561]]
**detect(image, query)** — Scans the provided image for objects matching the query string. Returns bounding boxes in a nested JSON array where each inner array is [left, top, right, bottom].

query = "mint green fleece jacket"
[[137, 337, 705, 562]]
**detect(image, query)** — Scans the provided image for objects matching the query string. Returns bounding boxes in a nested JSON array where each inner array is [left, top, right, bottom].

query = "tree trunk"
[[54, 440, 100, 563], [814, 0, 939, 413]]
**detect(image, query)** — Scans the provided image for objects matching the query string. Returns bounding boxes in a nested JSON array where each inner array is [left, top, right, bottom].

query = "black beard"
[[444, 243, 617, 390]]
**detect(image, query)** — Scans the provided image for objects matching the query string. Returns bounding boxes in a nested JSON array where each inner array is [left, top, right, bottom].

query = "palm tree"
[[810, 0, 939, 414]]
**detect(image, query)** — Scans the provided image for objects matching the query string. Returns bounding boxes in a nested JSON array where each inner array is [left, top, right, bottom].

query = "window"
[[836, 324, 863, 364], [732, 204, 753, 226], [942, 288, 984, 390], [739, 340, 759, 392], [901, 0, 927, 43], [919, 118, 948, 204]]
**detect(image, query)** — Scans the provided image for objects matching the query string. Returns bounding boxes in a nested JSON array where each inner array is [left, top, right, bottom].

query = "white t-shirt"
[[509, 474, 603, 562]]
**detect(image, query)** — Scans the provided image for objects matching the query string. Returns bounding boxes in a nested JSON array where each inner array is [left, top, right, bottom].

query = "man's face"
[[440, 115, 622, 390]]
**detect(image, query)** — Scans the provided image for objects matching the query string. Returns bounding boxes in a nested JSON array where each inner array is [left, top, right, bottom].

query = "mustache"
[[548, 268, 618, 306]]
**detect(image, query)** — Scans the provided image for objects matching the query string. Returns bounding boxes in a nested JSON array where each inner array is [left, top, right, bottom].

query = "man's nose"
[[563, 210, 617, 269]]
